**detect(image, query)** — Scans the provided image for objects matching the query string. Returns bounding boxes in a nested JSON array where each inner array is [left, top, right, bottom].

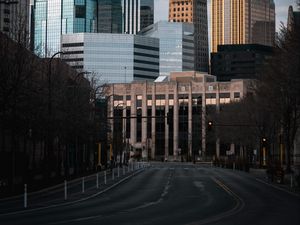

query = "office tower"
[[62, 33, 159, 83], [98, 0, 123, 33], [141, 21, 194, 77], [287, 5, 300, 32], [169, 0, 209, 72], [123, 0, 154, 34], [33, 0, 97, 57], [211, 44, 273, 81], [0, 0, 30, 45], [140, 0, 154, 30], [211, 0, 275, 53]]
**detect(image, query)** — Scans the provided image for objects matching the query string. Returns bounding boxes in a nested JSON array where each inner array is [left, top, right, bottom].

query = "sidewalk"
[[249, 168, 300, 196], [0, 162, 149, 215]]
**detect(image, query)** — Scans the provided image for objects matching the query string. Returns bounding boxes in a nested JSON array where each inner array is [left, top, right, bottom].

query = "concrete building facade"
[[106, 71, 248, 161], [61, 33, 159, 83]]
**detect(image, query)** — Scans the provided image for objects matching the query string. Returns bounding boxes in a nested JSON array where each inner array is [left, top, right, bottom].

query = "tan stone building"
[[106, 71, 248, 161]]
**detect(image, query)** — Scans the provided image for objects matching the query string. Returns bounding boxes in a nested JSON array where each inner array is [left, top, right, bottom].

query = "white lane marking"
[[49, 169, 174, 224], [125, 169, 174, 212], [193, 181, 205, 191], [0, 170, 144, 217]]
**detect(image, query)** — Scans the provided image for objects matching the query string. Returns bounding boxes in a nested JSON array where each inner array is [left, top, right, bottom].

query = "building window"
[[75, 5, 86, 18], [126, 95, 131, 107], [155, 95, 165, 106], [136, 95, 142, 108], [219, 93, 230, 104], [147, 95, 152, 106], [234, 92, 240, 100], [205, 93, 216, 105]]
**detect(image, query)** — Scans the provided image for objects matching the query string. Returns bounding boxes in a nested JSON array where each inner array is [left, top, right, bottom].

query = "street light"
[[74, 71, 91, 83], [48, 51, 64, 116], [46, 51, 64, 175]]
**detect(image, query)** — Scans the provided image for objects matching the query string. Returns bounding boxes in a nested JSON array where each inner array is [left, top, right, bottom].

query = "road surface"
[[0, 163, 299, 225]]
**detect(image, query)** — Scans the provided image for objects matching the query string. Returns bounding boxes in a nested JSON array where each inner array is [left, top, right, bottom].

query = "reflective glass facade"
[[169, 0, 209, 72], [33, 0, 97, 57], [123, 0, 154, 34], [140, 0, 154, 30], [140, 21, 194, 76], [98, 0, 123, 33], [211, 0, 275, 53], [61, 33, 159, 83]]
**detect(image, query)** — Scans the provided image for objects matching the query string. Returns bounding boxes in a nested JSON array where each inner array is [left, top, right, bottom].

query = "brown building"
[[169, 0, 209, 72], [211, 0, 275, 53], [106, 71, 248, 161]]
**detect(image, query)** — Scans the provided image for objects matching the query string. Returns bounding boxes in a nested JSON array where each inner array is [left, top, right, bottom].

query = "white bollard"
[[96, 173, 99, 189], [82, 177, 85, 193], [104, 171, 107, 184], [24, 184, 27, 208], [64, 180, 67, 200]]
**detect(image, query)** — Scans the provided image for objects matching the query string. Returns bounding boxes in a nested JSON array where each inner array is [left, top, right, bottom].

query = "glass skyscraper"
[[33, 0, 154, 56], [211, 0, 275, 53], [123, 0, 154, 34], [169, 0, 209, 72], [98, 0, 123, 33], [33, 0, 97, 57], [140, 21, 194, 77]]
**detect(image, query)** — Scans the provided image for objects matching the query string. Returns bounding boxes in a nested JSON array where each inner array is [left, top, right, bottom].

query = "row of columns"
[[110, 81, 242, 160], [122, 82, 205, 160]]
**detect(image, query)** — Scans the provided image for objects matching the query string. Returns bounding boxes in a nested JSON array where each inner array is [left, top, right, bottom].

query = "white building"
[[61, 33, 159, 83]]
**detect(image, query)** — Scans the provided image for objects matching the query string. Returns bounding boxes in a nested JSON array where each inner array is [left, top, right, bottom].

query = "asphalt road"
[[0, 163, 299, 225]]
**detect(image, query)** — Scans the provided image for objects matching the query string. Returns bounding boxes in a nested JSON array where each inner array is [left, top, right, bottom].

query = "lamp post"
[[74, 71, 91, 83], [46, 51, 63, 176], [48, 51, 64, 116]]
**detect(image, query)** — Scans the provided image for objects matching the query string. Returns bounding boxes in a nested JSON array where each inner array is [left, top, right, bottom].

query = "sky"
[[275, 0, 298, 30], [154, 0, 299, 32]]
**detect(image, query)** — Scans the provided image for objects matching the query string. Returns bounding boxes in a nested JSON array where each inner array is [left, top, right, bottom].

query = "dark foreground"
[[0, 163, 299, 225]]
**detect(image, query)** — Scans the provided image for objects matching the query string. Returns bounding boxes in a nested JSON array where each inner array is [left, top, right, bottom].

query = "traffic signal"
[[207, 121, 213, 131], [262, 137, 267, 146]]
